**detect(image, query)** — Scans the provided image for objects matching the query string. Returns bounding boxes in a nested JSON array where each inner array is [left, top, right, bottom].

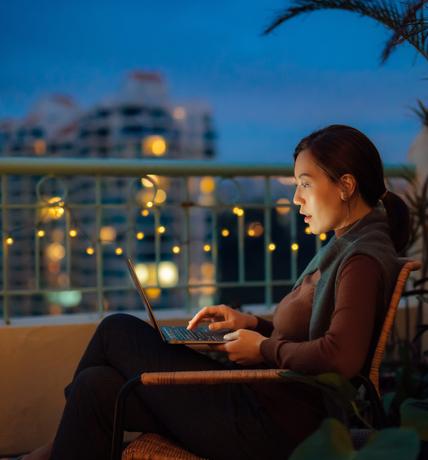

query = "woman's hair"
[[294, 124, 410, 253]]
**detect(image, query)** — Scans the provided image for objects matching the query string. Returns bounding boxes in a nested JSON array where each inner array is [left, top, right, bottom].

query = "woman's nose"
[[293, 187, 303, 206]]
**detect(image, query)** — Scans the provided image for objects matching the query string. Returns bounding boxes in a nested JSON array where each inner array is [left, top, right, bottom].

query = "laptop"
[[127, 257, 228, 344]]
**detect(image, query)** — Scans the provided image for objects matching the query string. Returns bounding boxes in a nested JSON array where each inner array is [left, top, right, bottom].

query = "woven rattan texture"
[[122, 433, 206, 460]]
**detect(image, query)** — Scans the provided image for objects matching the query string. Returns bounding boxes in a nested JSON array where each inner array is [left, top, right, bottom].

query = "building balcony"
[[0, 157, 420, 457]]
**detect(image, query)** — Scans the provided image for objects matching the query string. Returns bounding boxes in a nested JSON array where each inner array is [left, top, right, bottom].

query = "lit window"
[[173, 107, 186, 120], [46, 242, 65, 261], [100, 226, 116, 243], [33, 139, 46, 155], [200, 177, 215, 194], [276, 198, 291, 215], [142, 135, 167, 156]]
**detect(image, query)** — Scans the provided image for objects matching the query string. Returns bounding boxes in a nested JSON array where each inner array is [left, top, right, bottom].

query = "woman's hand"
[[187, 304, 258, 332], [217, 329, 266, 365]]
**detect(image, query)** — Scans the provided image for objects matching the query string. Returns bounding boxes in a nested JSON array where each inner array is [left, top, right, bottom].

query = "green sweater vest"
[[293, 203, 402, 340]]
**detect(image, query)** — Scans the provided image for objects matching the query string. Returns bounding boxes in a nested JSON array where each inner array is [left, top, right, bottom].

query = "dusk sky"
[[1, 0, 427, 164]]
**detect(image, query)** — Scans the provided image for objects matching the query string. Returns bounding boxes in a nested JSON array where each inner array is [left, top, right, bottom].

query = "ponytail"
[[380, 190, 410, 254]]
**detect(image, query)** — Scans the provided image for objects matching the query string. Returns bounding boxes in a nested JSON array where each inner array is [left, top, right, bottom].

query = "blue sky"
[[0, 0, 426, 163]]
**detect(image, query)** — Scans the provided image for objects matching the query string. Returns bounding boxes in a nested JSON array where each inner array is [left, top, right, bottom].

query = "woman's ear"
[[339, 174, 357, 201]]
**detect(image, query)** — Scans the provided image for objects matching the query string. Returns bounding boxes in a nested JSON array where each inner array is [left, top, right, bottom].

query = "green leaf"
[[401, 398, 428, 441], [290, 419, 420, 460], [356, 427, 420, 460], [279, 371, 373, 428], [315, 373, 357, 401], [290, 418, 354, 460]]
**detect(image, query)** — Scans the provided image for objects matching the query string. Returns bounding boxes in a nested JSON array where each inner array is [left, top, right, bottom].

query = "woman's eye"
[[301, 183, 310, 189]]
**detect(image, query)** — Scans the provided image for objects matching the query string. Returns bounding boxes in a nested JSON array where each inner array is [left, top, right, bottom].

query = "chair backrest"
[[369, 259, 421, 394]]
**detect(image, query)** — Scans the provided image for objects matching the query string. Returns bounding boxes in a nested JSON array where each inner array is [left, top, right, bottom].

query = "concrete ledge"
[[0, 322, 98, 455]]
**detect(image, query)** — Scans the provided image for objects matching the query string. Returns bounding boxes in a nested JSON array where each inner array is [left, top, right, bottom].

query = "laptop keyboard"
[[161, 326, 224, 342]]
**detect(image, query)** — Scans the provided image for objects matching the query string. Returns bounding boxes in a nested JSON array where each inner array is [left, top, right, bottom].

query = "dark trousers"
[[50, 313, 289, 460]]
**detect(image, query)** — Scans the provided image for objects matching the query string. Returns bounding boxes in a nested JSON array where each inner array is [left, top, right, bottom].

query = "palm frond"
[[264, 0, 428, 63], [412, 99, 428, 126], [381, 0, 428, 62]]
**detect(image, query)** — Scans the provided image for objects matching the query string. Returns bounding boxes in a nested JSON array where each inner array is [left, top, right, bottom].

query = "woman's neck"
[[334, 200, 373, 238]]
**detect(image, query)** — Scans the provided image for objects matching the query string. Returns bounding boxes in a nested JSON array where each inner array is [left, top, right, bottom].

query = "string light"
[[203, 244, 212, 252], [221, 228, 230, 237], [232, 207, 244, 216], [304, 227, 312, 235], [268, 243, 276, 252], [141, 209, 150, 217], [42, 196, 65, 221], [69, 229, 78, 238], [86, 247, 95, 255], [146, 201, 154, 208], [115, 247, 123, 256], [157, 226, 166, 234], [319, 233, 327, 241], [291, 243, 299, 252], [5, 236, 14, 246], [37, 229, 45, 238], [172, 245, 181, 254], [136, 232, 145, 240]]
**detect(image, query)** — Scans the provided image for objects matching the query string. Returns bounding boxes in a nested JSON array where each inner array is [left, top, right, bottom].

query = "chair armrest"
[[111, 368, 283, 459], [140, 368, 284, 385]]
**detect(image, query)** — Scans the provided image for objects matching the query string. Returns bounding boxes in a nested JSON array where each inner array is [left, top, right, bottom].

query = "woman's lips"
[[304, 215, 312, 223]]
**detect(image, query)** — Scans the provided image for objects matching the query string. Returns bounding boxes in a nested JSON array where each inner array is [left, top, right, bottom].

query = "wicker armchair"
[[112, 259, 421, 460]]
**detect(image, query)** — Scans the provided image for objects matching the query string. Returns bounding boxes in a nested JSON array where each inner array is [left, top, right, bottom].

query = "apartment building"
[[0, 71, 216, 317]]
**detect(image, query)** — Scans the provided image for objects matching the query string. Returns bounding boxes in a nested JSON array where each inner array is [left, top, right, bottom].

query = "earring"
[[341, 193, 348, 201]]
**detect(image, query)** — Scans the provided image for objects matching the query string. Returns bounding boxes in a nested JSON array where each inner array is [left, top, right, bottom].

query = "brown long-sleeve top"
[[250, 251, 386, 442], [256, 253, 385, 378]]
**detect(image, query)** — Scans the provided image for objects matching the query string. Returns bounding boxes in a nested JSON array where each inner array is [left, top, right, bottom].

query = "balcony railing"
[[0, 157, 413, 325]]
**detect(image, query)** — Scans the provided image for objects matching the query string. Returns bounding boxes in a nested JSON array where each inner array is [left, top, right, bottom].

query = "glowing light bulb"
[[5, 237, 14, 246], [37, 230, 45, 238], [69, 229, 77, 238], [157, 226, 166, 234], [291, 243, 299, 252], [86, 247, 95, 255], [203, 244, 212, 252], [221, 229, 230, 237], [172, 245, 181, 254], [319, 233, 327, 241], [136, 232, 145, 240], [115, 247, 123, 256], [268, 243, 276, 252]]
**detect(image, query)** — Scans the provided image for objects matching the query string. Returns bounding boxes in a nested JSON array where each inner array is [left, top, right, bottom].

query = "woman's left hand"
[[215, 329, 267, 365]]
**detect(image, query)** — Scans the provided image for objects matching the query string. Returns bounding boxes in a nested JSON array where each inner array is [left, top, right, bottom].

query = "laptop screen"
[[126, 257, 165, 339]]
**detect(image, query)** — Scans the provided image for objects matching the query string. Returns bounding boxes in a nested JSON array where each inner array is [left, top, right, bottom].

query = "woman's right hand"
[[187, 304, 258, 332]]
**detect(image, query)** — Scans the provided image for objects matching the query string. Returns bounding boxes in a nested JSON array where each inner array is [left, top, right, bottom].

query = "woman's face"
[[293, 149, 348, 234]]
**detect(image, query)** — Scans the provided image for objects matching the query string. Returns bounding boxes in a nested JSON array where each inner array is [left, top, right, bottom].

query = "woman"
[[14, 124, 409, 460]]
